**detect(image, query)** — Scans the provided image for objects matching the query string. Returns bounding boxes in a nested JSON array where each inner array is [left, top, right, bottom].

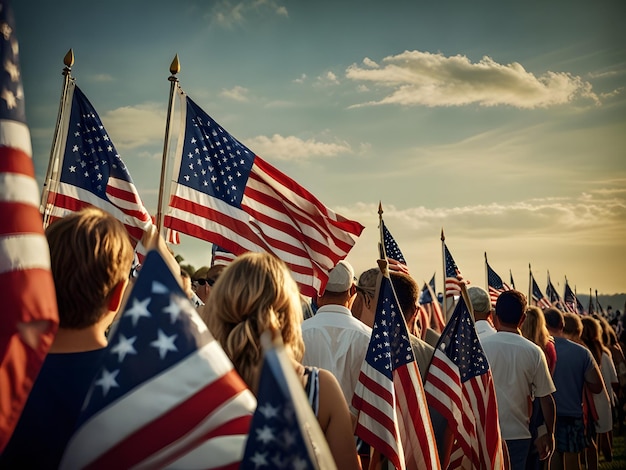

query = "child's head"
[[46, 208, 134, 328]]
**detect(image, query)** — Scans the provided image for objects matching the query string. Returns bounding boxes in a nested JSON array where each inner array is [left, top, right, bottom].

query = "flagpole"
[[378, 201, 386, 259], [484, 252, 488, 292], [441, 228, 448, 320], [155, 54, 180, 237], [528, 263, 532, 305], [40, 49, 74, 226]]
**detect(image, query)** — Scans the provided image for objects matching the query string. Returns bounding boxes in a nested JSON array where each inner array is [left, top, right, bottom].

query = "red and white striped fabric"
[[0, 0, 59, 451], [164, 93, 364, 297], [424, 295, 504, 470], [353, 272, 440, 470]]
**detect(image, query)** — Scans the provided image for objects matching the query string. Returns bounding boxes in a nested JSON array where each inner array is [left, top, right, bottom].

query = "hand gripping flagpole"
[[156, 54, 180, 237], [40, 49, 74, 227]]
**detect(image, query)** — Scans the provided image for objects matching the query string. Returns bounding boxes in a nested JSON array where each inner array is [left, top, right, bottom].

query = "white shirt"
[[301, 304, 372, 414], [481, 331, 556, 440], [475, 319, 497, 340]]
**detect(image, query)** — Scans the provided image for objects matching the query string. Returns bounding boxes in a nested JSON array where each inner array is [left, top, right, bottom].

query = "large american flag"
[[485, 259, 510, 305], [529, 269, 551, 309], [241, 336, 335, 469], [352, 266, 440, 470], [42, 82, 153, 243], [164, 92, 364, 298], [0, 0, 58, 451], [60, 250, 256, 469], [424, 294, 504, 470], [443, 243, 465, 298], [380, 219, 407, 265]]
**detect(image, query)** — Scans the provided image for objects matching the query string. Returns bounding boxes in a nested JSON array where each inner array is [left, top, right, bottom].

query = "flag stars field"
[[149, 329, 178, 360], [110, 334, 137, 362]]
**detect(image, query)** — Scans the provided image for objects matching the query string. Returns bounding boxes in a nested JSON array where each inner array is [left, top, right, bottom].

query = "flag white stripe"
[[247, 162, 359, 251], [0, 234, 51, 274], [0, 119, 31, 154], [0, 173, 40, 206], [161, 435, 248, 470]]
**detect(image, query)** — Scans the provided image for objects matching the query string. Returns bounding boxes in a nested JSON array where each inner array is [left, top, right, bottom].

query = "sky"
[[14, 0, 626, 296]]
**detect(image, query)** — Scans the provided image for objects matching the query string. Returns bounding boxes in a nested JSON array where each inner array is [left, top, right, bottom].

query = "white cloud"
[[316, 71, 340, 86], [293, 73, 307, 84], [341, 189, 626, 294], [99, 103, 167, 151], [346, 50, 600, 109], [90, 73, 114, 82], [220, 85, 251, 102], [244, 134, 352, 161], [209, 0, 288, 28]]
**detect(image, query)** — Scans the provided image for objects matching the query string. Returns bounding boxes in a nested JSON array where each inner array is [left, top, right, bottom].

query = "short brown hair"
[[494, 290, 527, 325], [46, 208, 133, 328]]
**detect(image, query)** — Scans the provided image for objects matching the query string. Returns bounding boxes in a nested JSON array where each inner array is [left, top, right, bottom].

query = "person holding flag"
[[0, 208, 134, 468], [203, 252, 360, 469]]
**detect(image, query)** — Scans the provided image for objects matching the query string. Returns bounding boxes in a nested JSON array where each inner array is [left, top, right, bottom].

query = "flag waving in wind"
[[529, 268, 551, 309], [380, 218, 407, 265], [352, 260, 440, 470], [545, 272, 566, 312], [0, 0, 58, 451], [42, 81, 153, 243], [424, 291, 504, 470], [165, 92, 364, 297], [443, 242, 466, 299], [60, 249, 256, 469], [485, 255, 510, 305]]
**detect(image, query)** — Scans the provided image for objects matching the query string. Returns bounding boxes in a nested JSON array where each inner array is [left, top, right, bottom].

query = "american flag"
[[545, 273, 566, 312], [211, 244, 237, 267], [241, 335, 335, 469], [0, 0, 58, 451], [443, 243, 465, 298], [485, 258, 510, 305], [59, 250, 256, 469], [418, 274, 445, 334], [164, 93, 364, 297], [42, 82, 153, 243], [380, 219, 407, 265], [563, 279, 578, 314], [529, 270, 551, 309], [424, 293, 504, 470], [352, 266, 440, 470]]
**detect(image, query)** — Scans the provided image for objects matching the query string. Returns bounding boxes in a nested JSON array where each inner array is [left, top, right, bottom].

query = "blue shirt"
[[551, 336, 595, 417], [0, 349, 105, 469]]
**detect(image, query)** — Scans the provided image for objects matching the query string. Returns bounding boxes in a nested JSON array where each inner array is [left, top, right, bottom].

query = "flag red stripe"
[[0, 146, 33, 175], [84, 369, 249, 469], [353, 425, 400, 470], [0, 202, 45, 236], [47, 192, 145, 241], [252, 157, 364, 238]]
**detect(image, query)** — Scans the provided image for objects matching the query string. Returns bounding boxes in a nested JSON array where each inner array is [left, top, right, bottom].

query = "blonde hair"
[[202, 252, 304, 391], [45, 207, 133, 328], [521, 306, 550, 348]]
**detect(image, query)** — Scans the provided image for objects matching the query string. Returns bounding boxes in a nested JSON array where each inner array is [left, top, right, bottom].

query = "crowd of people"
[[1, 207, 625, 469]]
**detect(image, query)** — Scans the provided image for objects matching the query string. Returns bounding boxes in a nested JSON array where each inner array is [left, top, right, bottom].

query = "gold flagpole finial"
[[169, 54, 181, 75], [440, 227, 445, 242], [63, 49, 74, 69]]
